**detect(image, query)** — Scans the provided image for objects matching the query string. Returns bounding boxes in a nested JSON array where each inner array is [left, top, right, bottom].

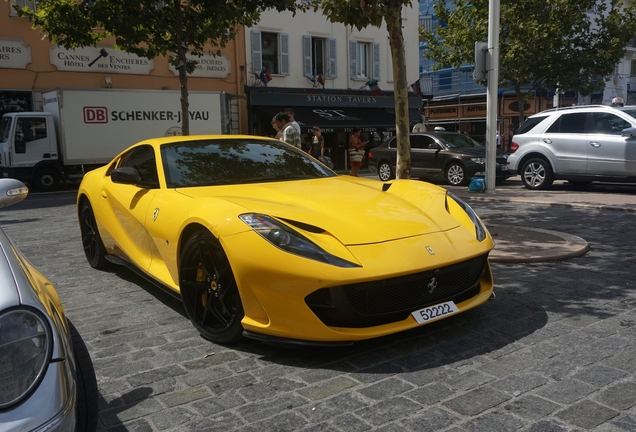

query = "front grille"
[[305, 253, 488, 328]]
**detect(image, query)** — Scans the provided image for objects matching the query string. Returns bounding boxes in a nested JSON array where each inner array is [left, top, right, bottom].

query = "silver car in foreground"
[[0, 179, 98, 431]]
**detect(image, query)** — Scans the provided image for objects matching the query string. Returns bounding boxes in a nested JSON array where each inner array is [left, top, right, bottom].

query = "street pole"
[[485, 0, 500, 192]]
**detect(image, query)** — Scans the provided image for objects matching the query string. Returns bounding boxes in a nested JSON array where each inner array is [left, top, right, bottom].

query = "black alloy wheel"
[[180, 231, 244, 344], [521, 157, 554, 190], [445, 162, 468, 186], [79, 199, 109, 269], [377, 161, 395, 181]]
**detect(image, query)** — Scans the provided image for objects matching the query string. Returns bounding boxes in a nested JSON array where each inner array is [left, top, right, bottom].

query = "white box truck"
[[0, 88, 230, 191]]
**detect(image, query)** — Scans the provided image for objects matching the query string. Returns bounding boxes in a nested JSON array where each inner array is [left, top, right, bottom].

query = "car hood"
[[177, 177, 460, 245]]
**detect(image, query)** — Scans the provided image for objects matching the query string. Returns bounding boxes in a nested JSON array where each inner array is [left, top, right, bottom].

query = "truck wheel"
[[34, 168, 62, 192]]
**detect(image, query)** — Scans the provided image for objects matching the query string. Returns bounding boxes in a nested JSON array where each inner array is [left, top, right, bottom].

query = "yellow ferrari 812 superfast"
[[77, 135, 494, 346]]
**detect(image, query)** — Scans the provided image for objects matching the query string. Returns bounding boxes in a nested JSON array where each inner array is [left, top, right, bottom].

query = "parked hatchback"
[[368, 132, 511, 185], [508, 105, 636, 189], [0, 179, 98, 431]]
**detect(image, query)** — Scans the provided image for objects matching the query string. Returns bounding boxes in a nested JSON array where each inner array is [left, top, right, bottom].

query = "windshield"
[[0, 117, 11, 143], [436, 132, 484, 149], [160, 138, 336, 188], [620, 108, 636, 120]]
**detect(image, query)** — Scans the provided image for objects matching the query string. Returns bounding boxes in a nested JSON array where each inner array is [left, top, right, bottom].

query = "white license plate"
[[501, 165, 509, 171], [411, 301, 460, 324]]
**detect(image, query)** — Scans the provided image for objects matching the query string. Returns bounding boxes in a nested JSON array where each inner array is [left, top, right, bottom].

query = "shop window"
[[303, 36, 337, 79], [251, 31, 289, 76], [349, 41, 380, 80]]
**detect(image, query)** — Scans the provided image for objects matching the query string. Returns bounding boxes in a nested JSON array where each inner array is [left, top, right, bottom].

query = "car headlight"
[[470, 158, 485, 164], [446, 192, 487, 242], [239, 213, 360, 268], [0, 308, 52, 409]]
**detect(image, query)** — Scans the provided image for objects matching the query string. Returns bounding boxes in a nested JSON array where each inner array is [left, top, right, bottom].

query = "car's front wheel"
[[180, 231, 244, 344], [79, 199, 109, 269], [377, 161, 395, 181], [521, 158, 554, 190], [445, 162, 468, 186]]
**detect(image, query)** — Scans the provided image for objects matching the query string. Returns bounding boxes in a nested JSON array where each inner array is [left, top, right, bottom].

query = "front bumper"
[[224, 226, 494, 343]]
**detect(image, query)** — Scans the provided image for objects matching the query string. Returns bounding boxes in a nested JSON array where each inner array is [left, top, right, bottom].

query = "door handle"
[[543, 138, 552, 144], [589, 142, 601, 148]]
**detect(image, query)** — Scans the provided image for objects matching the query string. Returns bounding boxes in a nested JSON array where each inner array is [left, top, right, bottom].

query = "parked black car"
[[368, 132, 511, 185]]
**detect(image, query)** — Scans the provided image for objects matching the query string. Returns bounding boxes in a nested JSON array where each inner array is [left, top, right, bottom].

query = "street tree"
[[15, 0, 299, 135], [317, 0, 414, 179], [420, 0, 636, 126]]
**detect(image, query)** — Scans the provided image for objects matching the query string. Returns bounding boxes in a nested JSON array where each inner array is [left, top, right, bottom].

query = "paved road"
[[2, 182, 636, 431]]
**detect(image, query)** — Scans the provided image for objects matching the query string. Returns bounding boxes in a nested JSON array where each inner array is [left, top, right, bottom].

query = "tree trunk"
[[175, 0, 190, 135], [386, 5, 411, 180]]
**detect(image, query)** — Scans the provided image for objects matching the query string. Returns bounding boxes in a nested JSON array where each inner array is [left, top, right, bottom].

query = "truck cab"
[[0, 112, 62, 191]]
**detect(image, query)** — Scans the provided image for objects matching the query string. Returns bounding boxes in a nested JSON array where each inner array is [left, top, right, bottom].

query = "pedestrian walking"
[[273, 112, 301, 148], [284, 108, 301, 136], [309, 127, 324, 159], [348, 127, 367, 177]]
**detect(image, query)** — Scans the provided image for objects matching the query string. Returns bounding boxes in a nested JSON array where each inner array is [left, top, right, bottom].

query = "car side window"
[[516, 116, 548, 135], [117, 145, 159, 188], [546, 113, 588, 134], [411, 135, 437, 150], [592, 113, 631, 135]]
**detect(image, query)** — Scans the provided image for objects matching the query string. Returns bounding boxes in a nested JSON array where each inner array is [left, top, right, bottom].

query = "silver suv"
[[507, 105, 636, 189]]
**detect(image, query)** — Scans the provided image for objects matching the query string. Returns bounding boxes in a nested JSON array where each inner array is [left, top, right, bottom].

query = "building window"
[[251, 31, 289, 76], [9, 0, 38, 16], [349, 41, 380, 80], [631, 59, 636, 76], [303, 36, 337, 78]]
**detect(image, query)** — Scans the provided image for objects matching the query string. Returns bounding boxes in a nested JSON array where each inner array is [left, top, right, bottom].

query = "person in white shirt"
[[284, 108, 301, 136]]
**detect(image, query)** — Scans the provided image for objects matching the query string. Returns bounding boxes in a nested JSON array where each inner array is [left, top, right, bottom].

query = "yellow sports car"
[[77, 135, 494, 345]]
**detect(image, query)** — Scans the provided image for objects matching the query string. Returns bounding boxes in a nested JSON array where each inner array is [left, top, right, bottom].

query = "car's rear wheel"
[[34, 167, 62, 192], [79, 199, 109, 269], [521, 158, 554, 190], [377, 161, 395, 181], [180, 231, 244, 344], [69, 320, 99, 432], [445, 162, 468, 186]]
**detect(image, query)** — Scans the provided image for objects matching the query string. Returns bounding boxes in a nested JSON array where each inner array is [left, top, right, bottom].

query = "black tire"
[[445, 162, 468, 186], [79, 199, 109, 269], [68, 320, 99, 432], [377, 161, 395, 181], [180, 231, 244, 344], [521, 158, 554, 190], [34, 167, 62, 192]]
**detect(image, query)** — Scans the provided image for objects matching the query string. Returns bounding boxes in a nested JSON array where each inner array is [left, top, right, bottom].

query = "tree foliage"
[[421, 0, 636, 124], [16, 0, 300, 135], [317, 0, 414, 179]]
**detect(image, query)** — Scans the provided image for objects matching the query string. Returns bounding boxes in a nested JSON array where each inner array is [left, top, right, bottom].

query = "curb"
[[487, 224, 590, 264]]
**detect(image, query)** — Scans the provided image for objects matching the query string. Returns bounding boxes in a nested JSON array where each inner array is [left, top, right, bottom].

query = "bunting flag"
[[365, 79, 382, 96], [317, 74, 324, 86], [257, 70, 272, 85]]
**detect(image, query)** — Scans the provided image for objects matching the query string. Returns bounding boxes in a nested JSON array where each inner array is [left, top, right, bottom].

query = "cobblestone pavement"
[[2, 190, 636, 432]]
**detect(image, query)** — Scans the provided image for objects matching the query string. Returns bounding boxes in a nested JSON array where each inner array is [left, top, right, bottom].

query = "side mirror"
[[622, 127, 636, 138], [111, 166, 155, 188], [0, 178, 28, 208]]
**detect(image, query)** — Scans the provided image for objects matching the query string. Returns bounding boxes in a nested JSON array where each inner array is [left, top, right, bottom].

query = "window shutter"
[[280, 33, 289, 75], [303, 35, 313, 77], [251, 31, 262, 75], [328, 38, 337, 78], [349, 40, 358, 79], [372, 42, 380, 80]]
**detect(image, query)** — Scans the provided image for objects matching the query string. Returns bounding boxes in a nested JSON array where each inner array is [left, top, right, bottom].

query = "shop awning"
[[255, 106, 399, 134]]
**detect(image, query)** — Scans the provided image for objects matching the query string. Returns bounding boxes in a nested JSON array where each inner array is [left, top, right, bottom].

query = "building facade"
[[243, 7, 422, 170], [1, 0, 247, 134]]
